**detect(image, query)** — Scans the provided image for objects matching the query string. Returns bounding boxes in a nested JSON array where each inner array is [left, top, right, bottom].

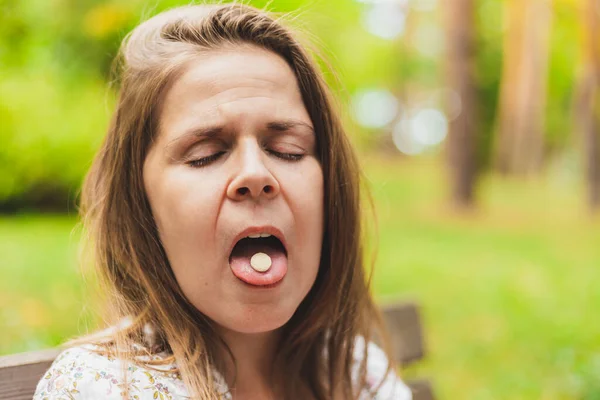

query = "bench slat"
[[0, 348, 61, 400], [408, 379, 436, 400], [380, 301, 425, 366]]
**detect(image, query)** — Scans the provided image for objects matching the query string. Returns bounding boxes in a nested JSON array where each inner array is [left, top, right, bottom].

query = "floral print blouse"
[[33, 337, 412, 399]]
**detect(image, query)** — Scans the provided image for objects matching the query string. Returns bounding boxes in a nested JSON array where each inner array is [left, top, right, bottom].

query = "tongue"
[[229, 238, 287, 286]]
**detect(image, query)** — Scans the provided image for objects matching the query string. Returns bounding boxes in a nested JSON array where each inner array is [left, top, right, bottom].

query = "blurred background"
[[1, 0, 600, 398]]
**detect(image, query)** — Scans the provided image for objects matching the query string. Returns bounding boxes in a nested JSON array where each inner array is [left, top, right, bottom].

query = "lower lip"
[[236, 276, 285, 289]]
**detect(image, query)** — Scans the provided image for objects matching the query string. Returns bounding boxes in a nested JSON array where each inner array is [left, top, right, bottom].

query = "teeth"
[[246, 233, 273, 239]]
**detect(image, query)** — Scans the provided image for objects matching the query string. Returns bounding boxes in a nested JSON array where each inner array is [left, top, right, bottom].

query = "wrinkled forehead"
[[154, 44, 312, 145]]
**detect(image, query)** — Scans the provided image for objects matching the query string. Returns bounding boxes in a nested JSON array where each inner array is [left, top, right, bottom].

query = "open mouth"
[[229, 235, 287, 260], [229, 235, 288, 287]]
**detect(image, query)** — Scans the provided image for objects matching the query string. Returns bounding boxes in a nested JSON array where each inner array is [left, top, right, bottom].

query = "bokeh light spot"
[[362, 3, 406, 40], [353, 89, 400, 128]]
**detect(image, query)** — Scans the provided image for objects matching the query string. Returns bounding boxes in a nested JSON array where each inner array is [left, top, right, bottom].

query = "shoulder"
[[33, 345, 188, 400], [353, 337, 413, 400]]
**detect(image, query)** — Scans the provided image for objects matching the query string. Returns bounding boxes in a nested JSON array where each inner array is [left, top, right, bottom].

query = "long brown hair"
[[77, 3, 393, 399]]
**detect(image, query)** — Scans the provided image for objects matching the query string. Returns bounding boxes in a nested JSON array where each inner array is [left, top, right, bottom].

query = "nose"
[[226, 138, 280, 201]]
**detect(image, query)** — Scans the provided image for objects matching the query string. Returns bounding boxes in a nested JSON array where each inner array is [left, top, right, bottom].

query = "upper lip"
[[228, 225, 288, 256]]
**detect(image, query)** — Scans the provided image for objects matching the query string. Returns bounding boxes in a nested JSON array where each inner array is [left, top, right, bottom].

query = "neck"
[[217, 327, 283, 399]]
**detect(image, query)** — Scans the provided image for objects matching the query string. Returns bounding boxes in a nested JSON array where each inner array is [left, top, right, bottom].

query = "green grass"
[[0, 215, 97, 354], [2, 157, 600, 399]]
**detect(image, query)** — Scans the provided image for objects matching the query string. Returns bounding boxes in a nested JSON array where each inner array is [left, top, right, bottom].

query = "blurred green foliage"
[[0, 0, 582, 210], [0, 0, 502, 210]]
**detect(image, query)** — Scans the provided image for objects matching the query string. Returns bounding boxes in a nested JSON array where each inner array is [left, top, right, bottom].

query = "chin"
[[219, 304, 297, 334]]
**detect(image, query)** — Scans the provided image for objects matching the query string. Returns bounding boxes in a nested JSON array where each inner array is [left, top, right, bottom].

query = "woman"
[[34, 3, 411, 399]]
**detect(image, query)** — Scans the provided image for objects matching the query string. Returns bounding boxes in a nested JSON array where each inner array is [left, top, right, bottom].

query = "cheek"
[[299, 162, 324, 226], [288, 161, 324, 261], [150, 170, 217, 229], [145, 166, 226, 271]]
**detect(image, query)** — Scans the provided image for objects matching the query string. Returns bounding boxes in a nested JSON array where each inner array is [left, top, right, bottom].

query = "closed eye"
[[268, 150, 304, 161], [187, 152, 226, 168], [186, 149, 304, 168]]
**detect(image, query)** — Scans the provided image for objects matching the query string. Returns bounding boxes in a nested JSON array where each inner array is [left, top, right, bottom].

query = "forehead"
[[158, 44, 310, 140]]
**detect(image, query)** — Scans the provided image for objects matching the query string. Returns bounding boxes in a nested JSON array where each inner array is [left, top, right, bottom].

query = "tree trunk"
[[581, 0, 600, 210], [494, 0, 553, 176], [444, 0, 479, 208]]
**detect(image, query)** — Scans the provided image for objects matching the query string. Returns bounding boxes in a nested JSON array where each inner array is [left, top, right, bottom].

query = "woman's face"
[[143, 45, 324, 334]]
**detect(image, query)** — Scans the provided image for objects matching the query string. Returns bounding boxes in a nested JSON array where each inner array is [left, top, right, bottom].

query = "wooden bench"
[[0, 301, 434, 400], [380, 301, 435, 400]]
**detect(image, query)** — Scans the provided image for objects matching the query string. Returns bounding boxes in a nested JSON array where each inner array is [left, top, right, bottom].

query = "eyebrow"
[[167, 119, 315, 148], [175, 126, 223, 141], [266, 120, 315, 134]]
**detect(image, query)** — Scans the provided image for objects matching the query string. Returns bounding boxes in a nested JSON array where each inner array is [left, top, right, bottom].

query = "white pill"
[[250, 252, 272, 272]]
